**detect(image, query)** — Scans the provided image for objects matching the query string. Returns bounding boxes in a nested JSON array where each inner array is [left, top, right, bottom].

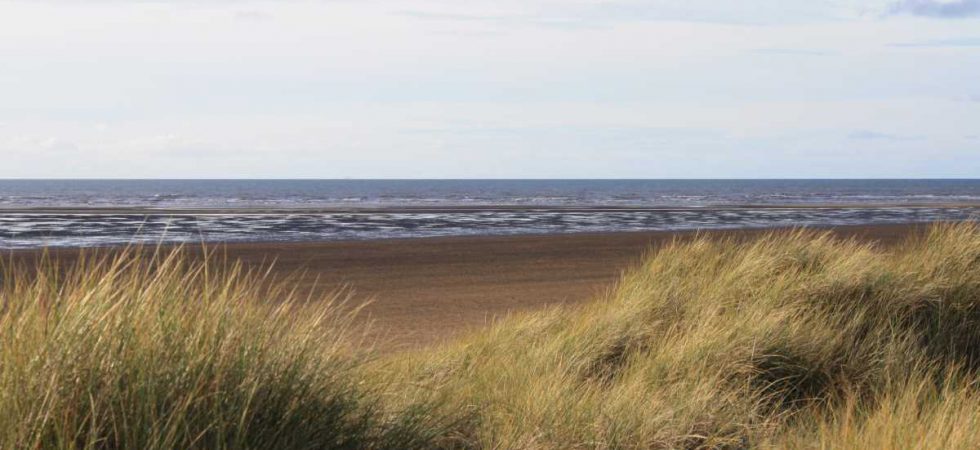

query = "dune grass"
[[381, 223, 980, 449], [2, 223, 979, 448], [0, 248, 443, 450]]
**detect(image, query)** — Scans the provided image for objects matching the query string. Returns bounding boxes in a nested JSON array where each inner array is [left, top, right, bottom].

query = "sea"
[[1, 179, 979, 249]]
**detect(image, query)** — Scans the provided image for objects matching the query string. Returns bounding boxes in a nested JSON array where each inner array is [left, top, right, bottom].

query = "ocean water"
[[3, 179, 980, 209], [1, 180, 978, 249]]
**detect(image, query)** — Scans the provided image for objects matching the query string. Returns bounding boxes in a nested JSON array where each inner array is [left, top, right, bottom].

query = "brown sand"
[[6, 224, 928, 350]]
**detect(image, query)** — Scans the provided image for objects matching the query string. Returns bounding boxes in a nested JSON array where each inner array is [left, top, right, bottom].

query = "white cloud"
[[847, 130, 921, 141], [234, 10, 275, 22], [887, 0, 980, 18], [889, 37, 980, 47]]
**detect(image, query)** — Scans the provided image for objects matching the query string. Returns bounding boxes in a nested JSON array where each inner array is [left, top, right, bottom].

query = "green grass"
[[3, 223, 980, 449]]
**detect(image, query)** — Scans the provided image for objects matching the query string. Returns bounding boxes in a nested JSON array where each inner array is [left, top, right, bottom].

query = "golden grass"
[[380, 223, 980, 449], [0, 248, 443, 449], [2, 223, 979, 449]]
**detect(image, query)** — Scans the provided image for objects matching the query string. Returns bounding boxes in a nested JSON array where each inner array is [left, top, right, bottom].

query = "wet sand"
[[7, 223, 929, 350]]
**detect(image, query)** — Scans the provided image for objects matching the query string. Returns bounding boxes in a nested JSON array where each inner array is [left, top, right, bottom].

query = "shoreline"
[[3, 220, 939, 251], [1, 202, 979, 215], [7, 223, 934, 349], [2, 204, 976, 251]]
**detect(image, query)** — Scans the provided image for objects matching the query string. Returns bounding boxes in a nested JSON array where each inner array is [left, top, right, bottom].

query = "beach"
[[9, 223, 928, 350], [7, 0, 979, 443]]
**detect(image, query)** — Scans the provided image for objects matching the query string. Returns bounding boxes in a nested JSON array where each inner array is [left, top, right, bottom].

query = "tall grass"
[[0, 248, 440, 449], [2, 223, 979, 449], [384, 223, 980, 448]]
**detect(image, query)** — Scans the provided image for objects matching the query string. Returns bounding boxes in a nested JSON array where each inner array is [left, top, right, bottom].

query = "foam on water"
[[1, 207, 978, 249], [2, 180, 980, 248]]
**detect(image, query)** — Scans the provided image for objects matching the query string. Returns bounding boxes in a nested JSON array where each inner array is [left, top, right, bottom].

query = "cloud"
[[397, 1, 848, 28], [234, 10, 274, 22], [428, 29, 506, 38], [847, 130, 910, 140], [749, 48, 832, 56], [394, 10, 603, 30], [395, 11, 500, 22], [404, 124, 725, 141], [1, 135, 78, 155], [889, 37, 980, 47], [887, 0, 980, 18], [40, 136, 79, 152]]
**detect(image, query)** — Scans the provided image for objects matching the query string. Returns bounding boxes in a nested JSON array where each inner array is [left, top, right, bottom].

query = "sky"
[[0, 0, 977, 178]]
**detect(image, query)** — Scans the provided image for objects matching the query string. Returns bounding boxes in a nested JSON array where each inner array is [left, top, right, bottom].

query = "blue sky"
[[0, 0, 977, 178]]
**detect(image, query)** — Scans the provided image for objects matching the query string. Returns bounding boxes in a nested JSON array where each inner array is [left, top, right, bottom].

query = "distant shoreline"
[[3, 202, 980, 215]]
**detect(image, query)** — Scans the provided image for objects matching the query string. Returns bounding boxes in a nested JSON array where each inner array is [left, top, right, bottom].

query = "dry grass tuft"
[[0, 247, 443, 450]]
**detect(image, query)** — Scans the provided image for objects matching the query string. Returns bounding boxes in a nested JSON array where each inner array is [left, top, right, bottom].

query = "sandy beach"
[[8, 223, 929, 349]]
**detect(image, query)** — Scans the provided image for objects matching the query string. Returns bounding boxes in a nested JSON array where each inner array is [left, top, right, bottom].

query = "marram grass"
[[3, 223, 980, 449], [0, 248, 444, 450], [383, 223, 980, 449]]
